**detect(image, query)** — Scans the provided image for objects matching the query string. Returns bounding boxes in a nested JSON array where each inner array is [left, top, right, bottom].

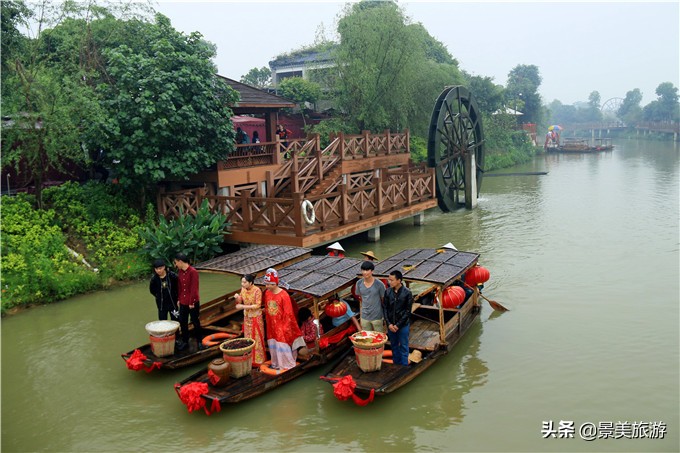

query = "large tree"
[[506, 64, 543, 124], [618, 88, 643, 125], [240, 66, 272, 88], [92, 14, 238, 194], [333, 0, 462, 135]]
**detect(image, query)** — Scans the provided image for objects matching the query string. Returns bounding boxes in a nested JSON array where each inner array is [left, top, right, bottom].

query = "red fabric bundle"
[[319, 325, 357, 349], [178, 382, 209, 413], [330, 375, 375, 406], [207, 370, 220, 386], [125, 349, 162, 373]]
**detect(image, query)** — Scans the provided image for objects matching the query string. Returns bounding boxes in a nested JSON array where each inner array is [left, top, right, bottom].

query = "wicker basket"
[[220, 338, 255, 378], [350, 331, 388, 350], [145, 320, 180, 337], [219, 338, 255, 357]]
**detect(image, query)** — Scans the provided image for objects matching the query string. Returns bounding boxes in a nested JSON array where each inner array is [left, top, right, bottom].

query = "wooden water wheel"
[[427, 86, 485, 211]]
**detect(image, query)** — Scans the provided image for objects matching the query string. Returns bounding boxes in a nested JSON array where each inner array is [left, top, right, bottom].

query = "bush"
[[410, 135, 428, 164], [0, 194, 99, 310], [139, 199, 230, 265]]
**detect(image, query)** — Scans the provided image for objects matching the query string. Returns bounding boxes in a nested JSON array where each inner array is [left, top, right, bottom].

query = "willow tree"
[[334, 1, 462, 135]]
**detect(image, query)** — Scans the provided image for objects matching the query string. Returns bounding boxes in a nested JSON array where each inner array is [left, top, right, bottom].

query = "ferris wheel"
[[600, 97, 624, 119]]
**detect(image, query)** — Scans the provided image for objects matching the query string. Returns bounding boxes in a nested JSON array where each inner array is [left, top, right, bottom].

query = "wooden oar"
[[462, 282, 509, 312]]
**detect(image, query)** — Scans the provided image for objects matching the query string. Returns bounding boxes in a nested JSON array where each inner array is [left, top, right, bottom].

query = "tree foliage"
[[506, 64, 543, 124], [92, 14, 238, 191], [240, 66, 272, 88], [618, 88, 643, 124], [333, 0, 462, 135]]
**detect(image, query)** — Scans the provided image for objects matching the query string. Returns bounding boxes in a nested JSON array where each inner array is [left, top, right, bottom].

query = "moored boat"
[[174, 255, 364, 414], [321, 247, 497, 402], [547, 137, 615, 153], [121, 245, 312, 371]]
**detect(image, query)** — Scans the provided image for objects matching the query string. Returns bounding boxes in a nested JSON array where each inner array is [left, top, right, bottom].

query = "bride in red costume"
[[263, 268, 305, 370]]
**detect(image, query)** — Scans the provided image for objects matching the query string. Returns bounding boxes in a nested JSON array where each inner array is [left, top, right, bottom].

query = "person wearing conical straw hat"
[[441, 242, 457, 251], [360, 250, 378, 261], [326, 242, 345, 258]]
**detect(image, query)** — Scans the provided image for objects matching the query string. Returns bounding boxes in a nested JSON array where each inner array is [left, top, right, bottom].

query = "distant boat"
[[547, 138, 614, 153]]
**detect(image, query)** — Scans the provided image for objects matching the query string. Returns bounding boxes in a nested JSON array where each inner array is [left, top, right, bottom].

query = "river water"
[[2, 139, 678, 452]]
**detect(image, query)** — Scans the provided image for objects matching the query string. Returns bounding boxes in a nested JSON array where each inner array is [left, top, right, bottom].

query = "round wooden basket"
[[145, 320, 180, 337], [350, 331, 387, 350], [219, 338, 255, 357]]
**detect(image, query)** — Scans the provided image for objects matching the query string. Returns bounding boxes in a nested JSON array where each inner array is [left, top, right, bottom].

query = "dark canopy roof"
[[372, 249, 480, 286], [256, 256, 363, 298], [195, 245, 312, 276], [218, 76, 295, 109]]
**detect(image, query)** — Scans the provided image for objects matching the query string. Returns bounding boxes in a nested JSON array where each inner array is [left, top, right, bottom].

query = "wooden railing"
[[195, 167, 434, 236]]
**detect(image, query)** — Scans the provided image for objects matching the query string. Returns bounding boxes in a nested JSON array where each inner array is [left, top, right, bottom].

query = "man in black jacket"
[[383, 270, 413, 366], [149, 259, 179, 322]]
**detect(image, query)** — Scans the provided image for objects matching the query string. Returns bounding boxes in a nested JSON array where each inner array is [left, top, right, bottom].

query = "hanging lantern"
[[324, 300, 348, 318], [442, 286, 466, 309], [464, 266, 490, 286]]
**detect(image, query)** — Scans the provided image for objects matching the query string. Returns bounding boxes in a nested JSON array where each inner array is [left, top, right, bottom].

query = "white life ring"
[[301, 200, 315, 225]]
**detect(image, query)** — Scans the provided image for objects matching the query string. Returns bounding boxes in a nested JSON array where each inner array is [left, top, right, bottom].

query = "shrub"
[[139, 199, 230, 265]]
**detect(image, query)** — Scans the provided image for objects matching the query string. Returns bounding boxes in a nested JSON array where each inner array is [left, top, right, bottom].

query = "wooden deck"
[[159, 130, 437, 247]]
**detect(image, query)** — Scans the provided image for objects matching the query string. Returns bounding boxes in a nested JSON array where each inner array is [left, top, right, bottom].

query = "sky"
[[155, 1, 679, 106]]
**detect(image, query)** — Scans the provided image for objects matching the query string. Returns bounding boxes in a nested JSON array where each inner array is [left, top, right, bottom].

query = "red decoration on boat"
[[207, 369, 220, 386], [175, 382, 222, 416], [323, 375, 375, 406], [125, 349, 162, 373], [464, 266, 490, 286], [442, 286, 466, 309], [318, 325, 357, 349], [324, 300, 348, 318]]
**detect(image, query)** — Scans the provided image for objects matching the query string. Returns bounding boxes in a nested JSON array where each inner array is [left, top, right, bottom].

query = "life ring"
[[201, 332, 237, 347], [301, 200, 315, 225], [259, 360, 298, 376], [381, 349, 393, 364]]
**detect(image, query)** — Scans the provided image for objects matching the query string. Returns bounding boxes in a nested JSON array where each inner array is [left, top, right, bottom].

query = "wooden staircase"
[[306, 160, 343, 197]]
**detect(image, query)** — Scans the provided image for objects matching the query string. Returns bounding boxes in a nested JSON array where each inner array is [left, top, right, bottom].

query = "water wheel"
[[427, 86, 485, 211]]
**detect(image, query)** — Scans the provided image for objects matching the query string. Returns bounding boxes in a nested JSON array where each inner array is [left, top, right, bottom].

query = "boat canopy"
[[372, 248, 479, 286], [195, 245, 312, 276], [256, 256, 363, 298]]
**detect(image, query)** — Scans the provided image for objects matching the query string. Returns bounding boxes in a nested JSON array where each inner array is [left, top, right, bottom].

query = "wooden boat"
[[548, 137, 614, 153], [174, 255, 363, 413], [121, 245, 311, 371], [322, 248, 483, 399]]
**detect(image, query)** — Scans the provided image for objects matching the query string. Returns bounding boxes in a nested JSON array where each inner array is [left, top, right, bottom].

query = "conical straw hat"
[[327, 242, 345, 251], [441, 242, 457, 251]]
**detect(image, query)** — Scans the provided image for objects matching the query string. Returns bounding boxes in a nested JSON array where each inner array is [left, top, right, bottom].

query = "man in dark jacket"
[[383, 270, 413, 366], [149, 259, 179, 322]]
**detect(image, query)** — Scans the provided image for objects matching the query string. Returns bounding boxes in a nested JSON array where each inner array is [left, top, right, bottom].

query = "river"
[[2, 139, 678, 452]]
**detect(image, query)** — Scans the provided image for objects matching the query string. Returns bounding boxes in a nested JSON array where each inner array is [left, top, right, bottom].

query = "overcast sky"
[[155, 1, 679, 106]]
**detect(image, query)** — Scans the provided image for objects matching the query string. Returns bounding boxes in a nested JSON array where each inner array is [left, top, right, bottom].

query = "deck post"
[[362, 130, 370, 158], [374, 176, 383, 214], [384, 129, 391, 155], [291, 152, 300, 193], [464, 150, 478, 209], [315, 134, 323, 181], [340, 184, 348, 225], [405, 129, 410, 154], [274, 137, 281, 165], [367, 226, 380, 242], [406, 172, 412, 206], [338, 132, 345, 159], [293, 192, 304, 237], [241, 192, 251, 232], [413, 212, 425, 226]]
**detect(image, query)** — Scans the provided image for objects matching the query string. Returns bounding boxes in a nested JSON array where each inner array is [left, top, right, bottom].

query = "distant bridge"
[[560, 121, 679, 140]]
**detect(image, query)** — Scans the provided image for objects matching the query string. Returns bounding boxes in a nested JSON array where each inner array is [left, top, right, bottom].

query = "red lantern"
[[324, 300, 348, 318], [464, 266, 490, 286], [442, 286, 466, 309]]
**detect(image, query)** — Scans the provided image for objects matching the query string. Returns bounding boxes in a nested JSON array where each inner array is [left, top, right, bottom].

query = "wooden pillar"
[[291, 152, 299, 193], [293, 192, 304, 237], [338, 132, 345, 158], [362, 130, 370, 157], [405, 128, 410, 154], [374, 176, 383, 214], [265, 111, 277, 142], [315, 134, 323, 182], [406, 172, 412, 206], [340, 184, 348, 225], [241, 191, 251, 232], [385, 129, 392, 155]]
